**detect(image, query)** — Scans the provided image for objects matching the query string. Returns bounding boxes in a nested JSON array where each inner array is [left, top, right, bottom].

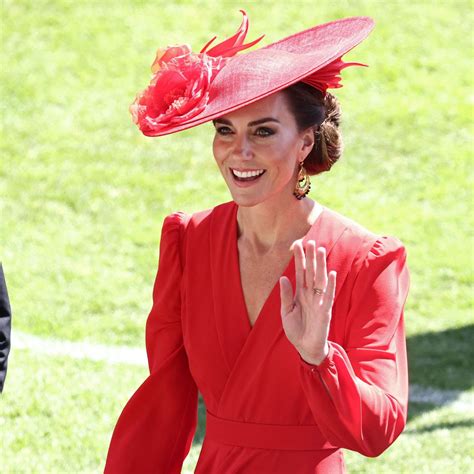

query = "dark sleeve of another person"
[[0, 263, 12, 393]]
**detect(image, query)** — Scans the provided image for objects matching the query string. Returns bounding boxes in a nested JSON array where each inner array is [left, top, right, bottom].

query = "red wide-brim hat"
[[130, 11, 375, 137]]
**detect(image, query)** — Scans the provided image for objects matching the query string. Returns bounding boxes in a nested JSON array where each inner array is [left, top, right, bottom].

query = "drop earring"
[[293, 161, 311, 200]]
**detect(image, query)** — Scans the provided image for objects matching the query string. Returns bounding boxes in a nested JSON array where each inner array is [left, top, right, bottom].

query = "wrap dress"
[[104, 200, 410, 473]]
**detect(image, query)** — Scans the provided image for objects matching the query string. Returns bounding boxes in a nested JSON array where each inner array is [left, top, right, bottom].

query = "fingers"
[[279, 276, 295, 315], [293, 240, 305, 294], [321, 271, 337, 313], [314, 246, 328, 296], [305, 240, 316, 291], [293, 240, 333, 301], [294, 239, 318, 293], [294, 240, 326, 286]]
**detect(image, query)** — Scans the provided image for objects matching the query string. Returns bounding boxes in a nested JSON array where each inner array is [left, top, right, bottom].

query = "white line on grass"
[[11, 330, 473, 412], [13, 329, 147, 366]]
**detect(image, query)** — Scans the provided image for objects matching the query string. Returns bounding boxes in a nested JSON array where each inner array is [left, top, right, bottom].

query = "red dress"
[[104, 200, 410, 473]]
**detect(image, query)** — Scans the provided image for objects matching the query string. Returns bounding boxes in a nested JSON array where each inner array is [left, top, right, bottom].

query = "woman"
[[105, 11, 410, 473]]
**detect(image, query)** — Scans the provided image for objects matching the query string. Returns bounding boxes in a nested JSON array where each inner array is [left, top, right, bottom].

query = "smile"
[[230, 168, 266, 186], [231, 168, 266, 178]]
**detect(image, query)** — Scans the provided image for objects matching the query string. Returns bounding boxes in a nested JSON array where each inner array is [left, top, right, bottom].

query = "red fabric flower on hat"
[[130, 10, 264, 136]]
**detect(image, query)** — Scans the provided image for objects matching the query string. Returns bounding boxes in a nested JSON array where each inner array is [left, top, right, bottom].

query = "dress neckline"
[[231, 200, 326, 331]]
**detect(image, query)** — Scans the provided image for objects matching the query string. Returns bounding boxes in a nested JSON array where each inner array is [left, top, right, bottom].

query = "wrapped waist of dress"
[[205, 410, 339, 451]]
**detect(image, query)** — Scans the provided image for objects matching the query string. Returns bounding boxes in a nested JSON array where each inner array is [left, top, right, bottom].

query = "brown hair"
[[282, 82, 344, 176]]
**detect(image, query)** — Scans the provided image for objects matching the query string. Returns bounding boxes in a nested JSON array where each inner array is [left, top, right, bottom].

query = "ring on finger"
[[312, 287, 325, 295]]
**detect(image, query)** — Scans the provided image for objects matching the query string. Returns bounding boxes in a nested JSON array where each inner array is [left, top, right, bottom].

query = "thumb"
[[279, 276, 294, 315]]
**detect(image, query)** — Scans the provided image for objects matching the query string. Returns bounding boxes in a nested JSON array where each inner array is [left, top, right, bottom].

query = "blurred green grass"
[[1, 0, 473, 472]]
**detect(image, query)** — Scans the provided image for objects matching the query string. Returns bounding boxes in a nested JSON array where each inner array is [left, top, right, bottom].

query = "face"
[[212, 92, 314, 207]]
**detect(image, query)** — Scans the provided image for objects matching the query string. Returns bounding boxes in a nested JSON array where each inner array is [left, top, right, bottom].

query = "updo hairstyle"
[[282, 82, 344, 176]]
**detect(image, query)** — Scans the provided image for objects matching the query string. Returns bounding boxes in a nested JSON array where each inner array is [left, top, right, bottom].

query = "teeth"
[[232, 169, 265, 178]]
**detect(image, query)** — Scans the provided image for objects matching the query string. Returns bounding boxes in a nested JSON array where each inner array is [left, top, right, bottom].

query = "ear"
[[299, 127, 315, 160]]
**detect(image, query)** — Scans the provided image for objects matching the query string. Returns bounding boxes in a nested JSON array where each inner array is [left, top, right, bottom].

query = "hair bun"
[[323, 92, 342, 128], [312, 91, 343, 173], [284, 83, 344, 175]]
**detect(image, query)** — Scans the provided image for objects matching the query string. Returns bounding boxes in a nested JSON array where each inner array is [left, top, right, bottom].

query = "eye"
[[215, 126, 233, 135], [255, 127, 275, 137]]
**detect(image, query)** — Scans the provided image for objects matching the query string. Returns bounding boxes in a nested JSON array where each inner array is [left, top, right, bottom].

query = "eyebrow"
[[213, 117, 281, 127]]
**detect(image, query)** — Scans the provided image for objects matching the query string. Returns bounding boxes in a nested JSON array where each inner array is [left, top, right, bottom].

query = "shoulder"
[[322, 205, 408, 267], [323, 206, 377, 241], [160, 201, 234, 268], [164, 200, 234, 229], [362, 235, 408, 276], [161, 200, 234, 241]]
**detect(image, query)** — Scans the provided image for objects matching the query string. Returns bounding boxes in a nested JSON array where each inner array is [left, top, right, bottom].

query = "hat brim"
[[146, 16, 375, 137]]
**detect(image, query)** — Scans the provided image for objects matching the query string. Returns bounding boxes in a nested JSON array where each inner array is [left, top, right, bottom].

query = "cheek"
[[212, 138, 225, 163], [262, 136, 296, 162], [264, 136, 299, 168]]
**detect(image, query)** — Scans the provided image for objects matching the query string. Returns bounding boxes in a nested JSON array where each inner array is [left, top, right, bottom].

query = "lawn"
[[1, 0, 473, 472]]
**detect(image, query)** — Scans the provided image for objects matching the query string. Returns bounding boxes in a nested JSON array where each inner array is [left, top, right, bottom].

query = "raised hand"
[[279, 239, 337, 366]]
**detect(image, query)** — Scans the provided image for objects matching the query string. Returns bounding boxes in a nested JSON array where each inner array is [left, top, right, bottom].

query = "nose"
[[232, 132, 253, 159]]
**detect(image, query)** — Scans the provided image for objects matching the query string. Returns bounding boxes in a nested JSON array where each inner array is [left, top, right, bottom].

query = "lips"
[[230, 168, 266, 186], [230, 168, 266, 178]]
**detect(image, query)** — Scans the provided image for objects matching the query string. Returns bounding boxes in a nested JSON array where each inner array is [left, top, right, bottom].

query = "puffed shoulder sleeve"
[[104, 212, 198, 474], [299, 235, 410, 457]]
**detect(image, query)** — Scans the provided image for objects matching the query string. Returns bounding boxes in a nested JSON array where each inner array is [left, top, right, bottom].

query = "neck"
[[236, 195, 321, 256]]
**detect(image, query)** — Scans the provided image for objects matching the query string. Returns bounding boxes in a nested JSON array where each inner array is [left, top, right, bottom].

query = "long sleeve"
[[104, 212, 198, 473], [298, 236, 410, 457]]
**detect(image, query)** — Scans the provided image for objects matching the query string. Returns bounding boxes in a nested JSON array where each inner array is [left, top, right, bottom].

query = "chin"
[[229, 192, 264, 208], [231, 197, 260, 207]]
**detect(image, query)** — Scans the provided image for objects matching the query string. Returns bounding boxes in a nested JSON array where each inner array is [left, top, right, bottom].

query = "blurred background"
[[1, 0, 472, 472]]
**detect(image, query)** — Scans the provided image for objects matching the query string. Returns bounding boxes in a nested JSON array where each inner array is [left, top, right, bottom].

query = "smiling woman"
[[105, 10, 411, 474]]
